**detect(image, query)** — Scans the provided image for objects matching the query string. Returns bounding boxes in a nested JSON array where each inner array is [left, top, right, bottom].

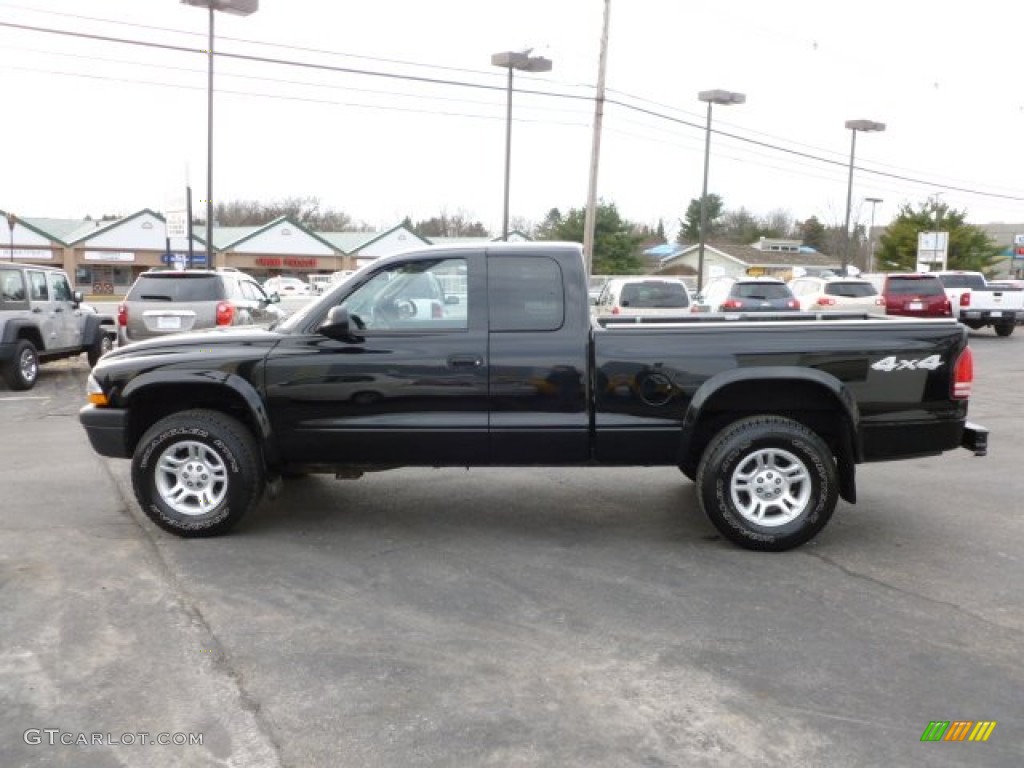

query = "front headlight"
[[85, 374, 109, 406]]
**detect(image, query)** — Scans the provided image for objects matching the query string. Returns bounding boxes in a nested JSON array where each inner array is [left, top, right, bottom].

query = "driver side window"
[[340, 258, 467, 331]]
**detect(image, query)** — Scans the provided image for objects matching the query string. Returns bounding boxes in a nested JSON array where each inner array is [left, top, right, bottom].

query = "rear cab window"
[[488, 256, 564, 332]]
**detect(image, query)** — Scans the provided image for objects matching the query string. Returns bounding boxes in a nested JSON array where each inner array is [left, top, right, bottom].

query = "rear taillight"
[[216, 301, 235, 326], [943, 298, 952, 315], [874, 297, 886, 306], [952, 346, 973, 399], [817, 296, 836, 306], [787, 299, 800, 309], [612, 305, 621, 315], [959, 292, 971, 307], [432, 302, 443, 319], [117, 303, 127, 327], [722, 299, 743, 309]]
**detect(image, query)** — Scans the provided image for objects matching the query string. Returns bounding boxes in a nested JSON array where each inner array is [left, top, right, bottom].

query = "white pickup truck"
[[934, 270, 1024, 337]]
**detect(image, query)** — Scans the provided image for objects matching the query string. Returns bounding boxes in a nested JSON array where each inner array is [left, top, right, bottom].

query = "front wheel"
[[696, 415, 838, 552], [131, 409, 264, 537]]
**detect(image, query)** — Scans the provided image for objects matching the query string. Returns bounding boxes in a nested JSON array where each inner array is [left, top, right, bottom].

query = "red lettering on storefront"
[[254, 257, 317, 268]]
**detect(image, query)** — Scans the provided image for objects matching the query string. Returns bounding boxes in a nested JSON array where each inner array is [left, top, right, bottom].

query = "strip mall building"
[[0, 208, 439, 296]]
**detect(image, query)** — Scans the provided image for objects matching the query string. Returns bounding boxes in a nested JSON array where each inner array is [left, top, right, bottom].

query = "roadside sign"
[[917, 231, 948, 272], [166, 211, 188, 239]]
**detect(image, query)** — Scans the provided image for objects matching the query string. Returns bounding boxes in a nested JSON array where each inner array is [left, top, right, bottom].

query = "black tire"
[[2, 339, 39, 390], [678, 463, 697, 483], [87, 332, 114, 367], [696, 415, 838, 552], [994, 322, 1014, 337], [130, 409, 264, 537]]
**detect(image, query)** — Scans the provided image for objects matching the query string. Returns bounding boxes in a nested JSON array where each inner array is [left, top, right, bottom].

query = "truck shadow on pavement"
[[241, 468, 727, 548]]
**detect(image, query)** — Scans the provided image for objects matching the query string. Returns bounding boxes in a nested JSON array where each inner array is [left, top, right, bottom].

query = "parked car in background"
[[117, 269, 285, 346], [307, 274, 333, 295], [788, 276, 886, 314], [593, 277, 691, 317], [692, 276, 800, 313], [588, 275, 610, 305], [0, 262, 115, 390], [865, 273, 952, 319], [986, 279, 1024, 324], [931, 270, 1024, 336], [264, 276, 311, 297]]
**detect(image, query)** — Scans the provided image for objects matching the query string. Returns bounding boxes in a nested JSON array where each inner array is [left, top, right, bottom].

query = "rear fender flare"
[[1, 318, 45, 347], [679, 367, 861, 499]]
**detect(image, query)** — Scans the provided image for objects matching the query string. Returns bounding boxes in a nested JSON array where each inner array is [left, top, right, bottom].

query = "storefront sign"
[[161, 252, 208, 267], [254, 257, 318, 268], [0, 248, 54, 261], [84, 251, 136, 262]]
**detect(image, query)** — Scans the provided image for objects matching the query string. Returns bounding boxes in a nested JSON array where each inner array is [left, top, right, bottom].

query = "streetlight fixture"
[[181, 0, 259, 268], [865, 197, 883, 272], [841, 119, 885, 274], [696, 89, 745, 293], [491, 50, 552, 241]]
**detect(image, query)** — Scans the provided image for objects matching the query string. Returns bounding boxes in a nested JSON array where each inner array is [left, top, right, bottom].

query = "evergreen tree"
[[876, 201, 1002, 274]]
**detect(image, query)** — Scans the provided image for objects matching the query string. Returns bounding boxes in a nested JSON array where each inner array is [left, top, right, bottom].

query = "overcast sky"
[[2, 0, 1022, 237]]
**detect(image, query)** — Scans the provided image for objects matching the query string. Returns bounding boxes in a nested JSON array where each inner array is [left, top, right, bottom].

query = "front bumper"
[[961, 421, 988, 457], [79, 404, 131, 458]]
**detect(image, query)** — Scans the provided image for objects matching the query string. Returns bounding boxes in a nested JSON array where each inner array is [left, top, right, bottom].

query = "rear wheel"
[[994, 322, 1014, 337], [131, 409, 264, 537], [2, 339, 39, 390], [87, 332, 114, 367], [696, 415, 838, 552]]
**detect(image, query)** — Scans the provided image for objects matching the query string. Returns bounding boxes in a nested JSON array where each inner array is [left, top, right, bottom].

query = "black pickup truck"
[[79, 243, 987, 551]]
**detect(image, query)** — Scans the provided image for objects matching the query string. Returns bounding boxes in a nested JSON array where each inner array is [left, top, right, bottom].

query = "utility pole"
[[582, 0, 611, 276]]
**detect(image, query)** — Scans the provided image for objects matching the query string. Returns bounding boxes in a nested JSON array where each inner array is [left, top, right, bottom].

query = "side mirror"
[[319, 306, 363, 342], [72, 290, 84, 306]]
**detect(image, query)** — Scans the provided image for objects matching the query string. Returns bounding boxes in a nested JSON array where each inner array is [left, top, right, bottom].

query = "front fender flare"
[[120, 369, 277, 461]]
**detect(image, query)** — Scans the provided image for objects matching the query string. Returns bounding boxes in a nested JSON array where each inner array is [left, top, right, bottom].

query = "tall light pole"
[[181, 0, 259, 268], [491, 50, 552, 241], [582, 0, 611, 276], [865, 197, 882, 272], [696, 89, 745, 293], [5, 212, 15, 263], [842, 119, 885, 275]]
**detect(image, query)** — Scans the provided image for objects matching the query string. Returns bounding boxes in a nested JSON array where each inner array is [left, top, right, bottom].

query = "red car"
[[877, 273, 951, 318]]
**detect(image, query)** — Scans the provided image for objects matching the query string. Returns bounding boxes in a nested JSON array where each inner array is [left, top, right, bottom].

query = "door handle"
[[447, 354, 483, 368]]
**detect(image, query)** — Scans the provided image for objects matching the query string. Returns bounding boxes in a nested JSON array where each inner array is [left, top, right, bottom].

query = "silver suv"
[[117, 269, 285, 346]]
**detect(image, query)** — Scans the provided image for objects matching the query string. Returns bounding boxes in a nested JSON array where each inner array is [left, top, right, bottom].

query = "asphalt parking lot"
[[1, 328, 1022, 767]]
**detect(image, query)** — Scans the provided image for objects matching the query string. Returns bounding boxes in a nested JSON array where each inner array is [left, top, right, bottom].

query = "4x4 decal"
[[871, 354, 944, 372]]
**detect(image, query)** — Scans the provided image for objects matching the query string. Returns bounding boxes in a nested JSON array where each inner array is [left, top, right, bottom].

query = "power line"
[[2, 18, 1023, 205]]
